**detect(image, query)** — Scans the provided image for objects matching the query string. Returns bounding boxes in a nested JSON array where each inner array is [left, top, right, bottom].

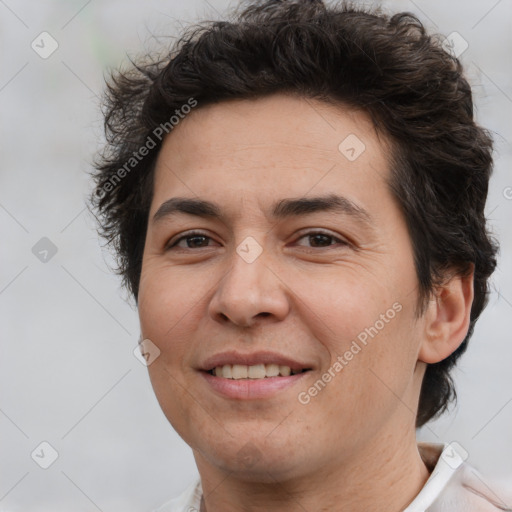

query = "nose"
[[208, 243, 290, 328]]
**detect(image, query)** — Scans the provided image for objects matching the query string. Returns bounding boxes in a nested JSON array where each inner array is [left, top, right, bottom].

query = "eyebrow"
[[152, 194, 372, 227]]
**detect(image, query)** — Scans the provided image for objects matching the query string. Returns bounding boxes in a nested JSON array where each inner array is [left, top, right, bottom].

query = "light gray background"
[[1, 0, 511, 510]]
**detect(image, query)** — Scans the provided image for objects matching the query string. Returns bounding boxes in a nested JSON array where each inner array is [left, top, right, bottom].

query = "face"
[[138, 93, 428, 482]]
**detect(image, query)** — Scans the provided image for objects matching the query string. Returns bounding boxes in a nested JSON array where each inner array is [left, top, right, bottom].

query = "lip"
[[199, 350, 313, 373], [200, 370, 311, 400]]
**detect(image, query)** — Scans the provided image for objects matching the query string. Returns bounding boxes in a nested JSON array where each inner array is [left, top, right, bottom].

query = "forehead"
[[151, 93, 391, 216]]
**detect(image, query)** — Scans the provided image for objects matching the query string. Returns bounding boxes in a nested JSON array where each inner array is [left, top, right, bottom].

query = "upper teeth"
[[212, 364, 301, 379]]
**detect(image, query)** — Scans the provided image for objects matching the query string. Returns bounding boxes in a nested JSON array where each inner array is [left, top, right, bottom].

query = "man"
[[90, 1, 509, 510]]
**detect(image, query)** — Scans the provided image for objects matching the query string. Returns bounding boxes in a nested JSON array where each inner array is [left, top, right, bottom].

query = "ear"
[[418, 266, 474, 364]]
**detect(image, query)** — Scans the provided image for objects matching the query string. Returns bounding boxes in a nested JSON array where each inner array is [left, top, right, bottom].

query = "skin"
[[137, 92, 474, 512]]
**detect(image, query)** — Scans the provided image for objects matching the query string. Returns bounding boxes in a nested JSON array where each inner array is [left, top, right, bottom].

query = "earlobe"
[[418, 267, 474, 364]]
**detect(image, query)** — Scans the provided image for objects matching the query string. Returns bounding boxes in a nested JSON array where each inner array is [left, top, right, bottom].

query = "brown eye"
[[166, 231, 218, 250], [295, 231, 348, 249]]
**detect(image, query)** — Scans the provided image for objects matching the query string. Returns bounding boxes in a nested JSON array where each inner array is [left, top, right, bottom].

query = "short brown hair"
[[90, 0, 498, 427]]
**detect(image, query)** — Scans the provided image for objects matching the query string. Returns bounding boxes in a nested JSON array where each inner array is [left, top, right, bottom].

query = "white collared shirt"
[[153, 442, 512, 512]]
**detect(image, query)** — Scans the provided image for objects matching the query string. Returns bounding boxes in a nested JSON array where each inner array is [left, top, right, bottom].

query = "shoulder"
[[152, 478, 202, 512], [408, 443, 512, 512], [429, 462, 512, 511]]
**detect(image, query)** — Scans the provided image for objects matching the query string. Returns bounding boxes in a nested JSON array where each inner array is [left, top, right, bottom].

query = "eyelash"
[[165, 230, 349, 251]]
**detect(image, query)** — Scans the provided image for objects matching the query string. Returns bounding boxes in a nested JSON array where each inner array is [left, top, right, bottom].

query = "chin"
[[195, 433, 309, 482]]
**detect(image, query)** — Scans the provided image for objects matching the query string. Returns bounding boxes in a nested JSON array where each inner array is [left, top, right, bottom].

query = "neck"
[[195, 427, 431, 512]]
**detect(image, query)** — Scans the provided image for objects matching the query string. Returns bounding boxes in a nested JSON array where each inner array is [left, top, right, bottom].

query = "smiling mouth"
[[207, 364, 311, 379]]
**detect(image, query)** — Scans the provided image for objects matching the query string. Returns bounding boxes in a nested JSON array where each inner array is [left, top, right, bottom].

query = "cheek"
[[137, 265, 208, 426], [292, 267, 398, 353], [145, 364, 205, 449], [138, 263, 208, 347], [138, 267, 206, 441], [293, 268, 419, 411]]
